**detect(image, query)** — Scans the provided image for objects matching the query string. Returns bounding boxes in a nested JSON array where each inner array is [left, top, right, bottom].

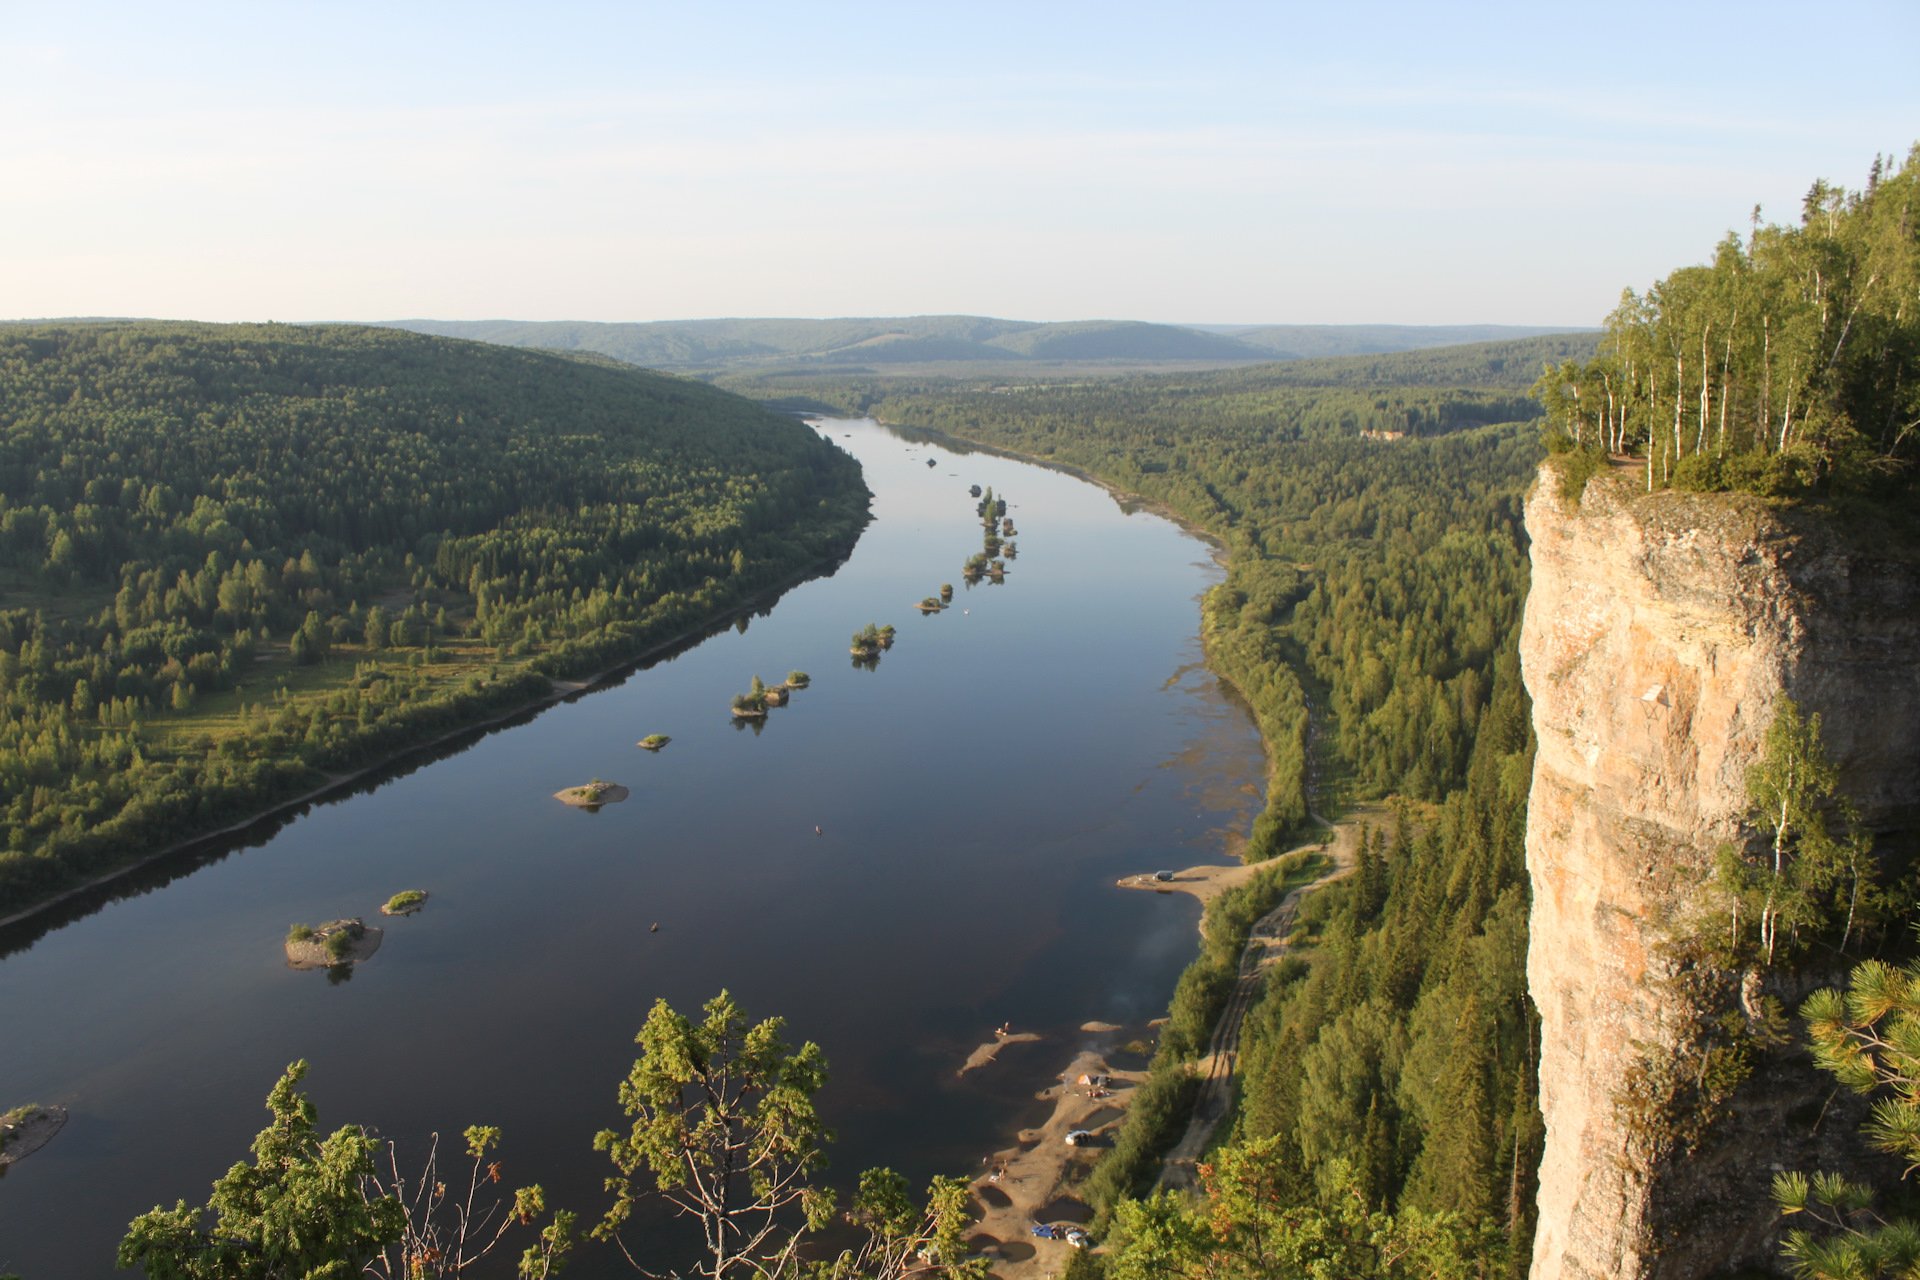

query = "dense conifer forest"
[[0, 322, 868, 918]]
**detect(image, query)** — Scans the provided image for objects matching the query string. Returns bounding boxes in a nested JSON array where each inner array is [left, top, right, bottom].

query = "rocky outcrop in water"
[[1520, 463, 1920, 1279]]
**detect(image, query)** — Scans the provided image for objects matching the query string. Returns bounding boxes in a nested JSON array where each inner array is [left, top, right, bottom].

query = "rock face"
[[1521, 464, 1920, 1280]]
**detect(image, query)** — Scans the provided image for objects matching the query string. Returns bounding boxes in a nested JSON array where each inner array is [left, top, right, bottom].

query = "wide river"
[[0, 418, 1264, 1277]]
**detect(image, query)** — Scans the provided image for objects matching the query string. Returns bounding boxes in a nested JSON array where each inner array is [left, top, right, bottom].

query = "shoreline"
[[856, 415, 1311, 833], [0, 547, 856, 935], [957, 836, 1355, 1279], [853, 416, 1232, 563]]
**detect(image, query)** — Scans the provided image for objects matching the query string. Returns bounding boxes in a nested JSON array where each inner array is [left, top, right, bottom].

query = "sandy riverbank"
[[960, 1032, 1144, 1278], [959, 810, 1387, 1279]]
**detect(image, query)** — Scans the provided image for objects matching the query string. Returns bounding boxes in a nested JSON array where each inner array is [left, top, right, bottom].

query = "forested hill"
[[0, 322, 869, 919], [380, 316, 1592, 372]]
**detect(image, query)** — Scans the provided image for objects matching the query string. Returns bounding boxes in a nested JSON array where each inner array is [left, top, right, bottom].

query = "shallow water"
[[0, 418, 1264, 1277]]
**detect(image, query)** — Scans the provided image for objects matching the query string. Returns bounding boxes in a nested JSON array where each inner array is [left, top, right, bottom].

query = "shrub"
[[286, 923, 314, 944]]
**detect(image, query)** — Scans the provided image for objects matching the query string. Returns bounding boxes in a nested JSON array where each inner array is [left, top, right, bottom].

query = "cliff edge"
[[1521, 462, 1920, 1279]]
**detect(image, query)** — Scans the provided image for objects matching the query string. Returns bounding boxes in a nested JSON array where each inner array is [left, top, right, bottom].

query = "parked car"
[[1064, 1228, 1091, 1250], [1153, 870, 1175, 882], [1064, 1129, 1093, 1146]]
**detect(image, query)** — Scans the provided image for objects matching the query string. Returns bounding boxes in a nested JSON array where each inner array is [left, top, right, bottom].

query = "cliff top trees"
[[1536, 145, 1920, 497]]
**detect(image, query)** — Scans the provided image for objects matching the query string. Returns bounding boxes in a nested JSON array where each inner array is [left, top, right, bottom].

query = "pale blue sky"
[[3, 2, 1915, 326]]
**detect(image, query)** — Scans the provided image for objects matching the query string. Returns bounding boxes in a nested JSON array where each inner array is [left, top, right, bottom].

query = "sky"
[[3, 2, 1916, 328]]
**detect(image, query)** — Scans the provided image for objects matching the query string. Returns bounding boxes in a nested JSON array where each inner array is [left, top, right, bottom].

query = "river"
[[0, 418, 1265, 1277]]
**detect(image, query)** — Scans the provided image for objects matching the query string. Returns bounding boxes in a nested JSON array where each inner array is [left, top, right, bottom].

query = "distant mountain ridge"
[[380, 316, 1592, 371]]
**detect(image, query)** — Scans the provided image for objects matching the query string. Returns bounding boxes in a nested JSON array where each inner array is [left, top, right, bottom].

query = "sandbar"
[[0, 1105, 67, 1169]]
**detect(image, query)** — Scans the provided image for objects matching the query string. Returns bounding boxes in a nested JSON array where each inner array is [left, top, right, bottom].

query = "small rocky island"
[[554, 779, 631, 807], [284, 918, 383, 969], [638, 734, 671, 751], [731, 675, 772, 718]]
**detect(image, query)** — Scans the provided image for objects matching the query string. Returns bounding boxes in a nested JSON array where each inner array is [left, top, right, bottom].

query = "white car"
[[1064, 1228, 1091, 1249], [1064, 1129, 1092, 1146]]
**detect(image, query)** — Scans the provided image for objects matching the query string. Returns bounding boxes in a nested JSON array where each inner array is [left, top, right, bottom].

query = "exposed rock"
[[1522, 463, 1920, 1279]]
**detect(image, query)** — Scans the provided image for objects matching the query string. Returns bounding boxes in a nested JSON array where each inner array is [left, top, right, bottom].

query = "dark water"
[[0, 419, 1264, 1277]]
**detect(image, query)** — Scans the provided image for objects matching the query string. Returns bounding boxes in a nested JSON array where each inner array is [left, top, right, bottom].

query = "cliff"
[[1521, 462, 1920, 1279]]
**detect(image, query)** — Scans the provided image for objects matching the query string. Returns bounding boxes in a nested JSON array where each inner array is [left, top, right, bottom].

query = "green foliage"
[[117, 1060, 405, 1278], [1711, 697, 1879, 966], [119, 1062, 571, 1280], [1536, 146, 1920, 497], [593, 991, 832, 1280], [1161, 854, 1322, 1060], [0, 321, 867, 917], [1103, 1142, 1487, 1280], [383, 890, 426, 913], [1231, 658, 1538, 1265], [1774, 947, 1920, 1277], [1081, 1062, 1201, 1222], [323, 926, 357, 962], [286, 922, 314, 943], [808, 1169, 987, 1280]]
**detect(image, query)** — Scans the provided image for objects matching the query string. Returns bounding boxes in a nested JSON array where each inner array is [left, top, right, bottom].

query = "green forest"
[[0, 322, 868, 918]]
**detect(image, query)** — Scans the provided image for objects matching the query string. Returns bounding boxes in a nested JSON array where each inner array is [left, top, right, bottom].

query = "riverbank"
[[0, 546, 858, 935], [959, 832, 1359, 1279]]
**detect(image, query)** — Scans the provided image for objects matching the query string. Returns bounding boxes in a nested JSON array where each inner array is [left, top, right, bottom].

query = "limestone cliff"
[[1521, 462, 1920, 1279]]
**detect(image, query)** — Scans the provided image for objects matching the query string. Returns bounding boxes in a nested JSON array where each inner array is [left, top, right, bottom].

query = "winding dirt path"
[[1154, 812, 1377, 1191]]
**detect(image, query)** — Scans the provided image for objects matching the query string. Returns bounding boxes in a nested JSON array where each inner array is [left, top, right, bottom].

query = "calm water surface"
[[0, 419, 1264, 1277]]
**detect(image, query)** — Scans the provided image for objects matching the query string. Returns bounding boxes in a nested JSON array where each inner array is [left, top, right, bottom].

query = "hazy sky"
[[4, 2, 1916, 327]]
